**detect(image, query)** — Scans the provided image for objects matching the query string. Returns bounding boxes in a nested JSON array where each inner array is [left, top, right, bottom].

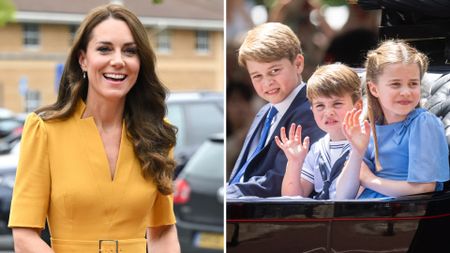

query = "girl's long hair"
[[35, 4, 177, 195], [364, 40, 428, 171]]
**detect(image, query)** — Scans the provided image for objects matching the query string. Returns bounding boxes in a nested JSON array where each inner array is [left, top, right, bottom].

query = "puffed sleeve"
[[408, 112, 450, 182], [148, 146, 176, 227], [8, 113, 50, 229], [148, 191, 176, 227]]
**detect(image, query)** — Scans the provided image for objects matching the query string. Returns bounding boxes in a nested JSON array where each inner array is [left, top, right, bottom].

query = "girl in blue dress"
[[336, 40, 450, 199]]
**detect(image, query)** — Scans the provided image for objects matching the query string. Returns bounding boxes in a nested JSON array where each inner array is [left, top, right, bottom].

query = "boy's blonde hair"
[[238, 22, 302, 67], [365, 39, 429, 171], [307, 63, 361, 103]]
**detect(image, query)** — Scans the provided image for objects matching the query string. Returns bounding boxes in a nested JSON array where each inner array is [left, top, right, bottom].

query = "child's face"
[[368, 63, 421, 124], [311, 93, 359, 141], [246, 55, 303, 104]]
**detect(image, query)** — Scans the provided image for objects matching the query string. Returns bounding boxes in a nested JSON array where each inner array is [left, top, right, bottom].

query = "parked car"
[[0, 153, 51, 249], [174, 133, 224, 253], [0, 111, 26, 155], [0, 153, 18, 250], [0, 108, 23, 139], [0, 126, 23, 155], [167, 92, 224, 178]]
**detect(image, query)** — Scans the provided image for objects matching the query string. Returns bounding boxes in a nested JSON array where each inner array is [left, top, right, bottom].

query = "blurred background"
[[0, 0, 224, 252], [225, 0, 381, 179]]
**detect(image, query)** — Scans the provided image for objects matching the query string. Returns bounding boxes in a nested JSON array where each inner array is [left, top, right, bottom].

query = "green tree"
[[0, 0, 15, 26]]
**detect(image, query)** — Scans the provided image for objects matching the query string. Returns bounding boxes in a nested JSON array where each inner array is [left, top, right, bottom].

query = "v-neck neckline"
[[76, 100, 126, 182]]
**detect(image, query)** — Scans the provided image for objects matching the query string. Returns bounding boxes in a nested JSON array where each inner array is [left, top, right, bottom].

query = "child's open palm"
[[342, 109, 371, 156], [275, 123, 310, 163]]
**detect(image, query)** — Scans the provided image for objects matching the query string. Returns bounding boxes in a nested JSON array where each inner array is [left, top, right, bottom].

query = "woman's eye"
[[97, 46, 110, 53], [124, 47, 138, 55]]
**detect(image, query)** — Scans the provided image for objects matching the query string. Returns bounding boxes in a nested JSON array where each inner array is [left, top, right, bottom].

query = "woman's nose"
[[111, 51, 125, 67]]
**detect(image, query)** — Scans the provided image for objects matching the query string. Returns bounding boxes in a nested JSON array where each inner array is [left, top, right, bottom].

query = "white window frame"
[[157, 29, 171, 54], [196, 30, 210, 54], [23, 23, 40, 49]]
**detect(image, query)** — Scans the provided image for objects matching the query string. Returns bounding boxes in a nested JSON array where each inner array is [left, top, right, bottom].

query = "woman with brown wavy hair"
[[8, 4, 179, 253]]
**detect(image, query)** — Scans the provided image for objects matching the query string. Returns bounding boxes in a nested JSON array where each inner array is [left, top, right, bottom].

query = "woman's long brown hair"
[[35, 4, 177, 195]]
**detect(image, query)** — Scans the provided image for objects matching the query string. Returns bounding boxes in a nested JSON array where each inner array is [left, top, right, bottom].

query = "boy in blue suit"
[[227, 22, 325, 198]]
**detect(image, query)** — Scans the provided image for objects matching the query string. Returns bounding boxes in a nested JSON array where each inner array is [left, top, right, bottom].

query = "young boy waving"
[[276, 64, 362, 199]]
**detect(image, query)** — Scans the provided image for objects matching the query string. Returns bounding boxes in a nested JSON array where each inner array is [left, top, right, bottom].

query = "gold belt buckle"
[[99, 239, 119, 253]]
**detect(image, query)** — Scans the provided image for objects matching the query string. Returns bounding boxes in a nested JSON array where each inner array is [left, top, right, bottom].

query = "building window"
[[196, 30, 209, 53], [157, 29, 171, 53], [23, 23, 40, 48]]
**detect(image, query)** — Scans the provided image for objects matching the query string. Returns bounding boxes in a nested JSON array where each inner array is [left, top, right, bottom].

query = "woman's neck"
[[83, 97, 125, 130]]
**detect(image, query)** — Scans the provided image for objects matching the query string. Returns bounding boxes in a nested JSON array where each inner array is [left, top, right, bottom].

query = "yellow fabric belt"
[[51, 238, 146, 253]]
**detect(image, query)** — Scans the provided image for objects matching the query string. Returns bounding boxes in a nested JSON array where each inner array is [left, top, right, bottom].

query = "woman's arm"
[[12, 228, 54, 253], [147, 224, 180, 253], [360, 166, 436, 197]]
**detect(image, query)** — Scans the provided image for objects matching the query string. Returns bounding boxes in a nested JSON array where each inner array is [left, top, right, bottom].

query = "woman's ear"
[[367, 81, 379, 98], [79, 50, 87, 71]]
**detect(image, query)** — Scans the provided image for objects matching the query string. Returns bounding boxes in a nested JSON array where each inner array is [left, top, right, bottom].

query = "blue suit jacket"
[[227, 86, 325, 198]]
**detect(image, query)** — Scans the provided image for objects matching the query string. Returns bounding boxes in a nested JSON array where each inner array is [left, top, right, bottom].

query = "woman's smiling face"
[[79, 17, 140, 102]]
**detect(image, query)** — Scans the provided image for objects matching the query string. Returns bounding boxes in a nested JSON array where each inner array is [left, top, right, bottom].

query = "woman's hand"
[[342, 109, 371, 157], [275, 123, 310, 164]]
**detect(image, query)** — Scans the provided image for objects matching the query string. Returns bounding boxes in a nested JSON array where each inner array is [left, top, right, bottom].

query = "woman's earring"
[[83, 71, 87, 79]]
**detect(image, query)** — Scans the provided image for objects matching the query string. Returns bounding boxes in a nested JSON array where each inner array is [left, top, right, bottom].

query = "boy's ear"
[[367, 81, 379, 98], [294, 54, 304, 74]]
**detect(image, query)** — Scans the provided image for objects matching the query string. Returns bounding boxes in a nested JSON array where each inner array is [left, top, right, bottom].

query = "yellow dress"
[[9, 101, 175, 252]]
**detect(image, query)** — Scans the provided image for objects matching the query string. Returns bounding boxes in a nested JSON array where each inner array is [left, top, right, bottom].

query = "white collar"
[[271, 82, 305, 118]]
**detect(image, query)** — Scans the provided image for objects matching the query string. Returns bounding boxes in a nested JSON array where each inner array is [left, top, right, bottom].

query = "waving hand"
[[275, 123, 310, 163], [342, 109, 371, 156]]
